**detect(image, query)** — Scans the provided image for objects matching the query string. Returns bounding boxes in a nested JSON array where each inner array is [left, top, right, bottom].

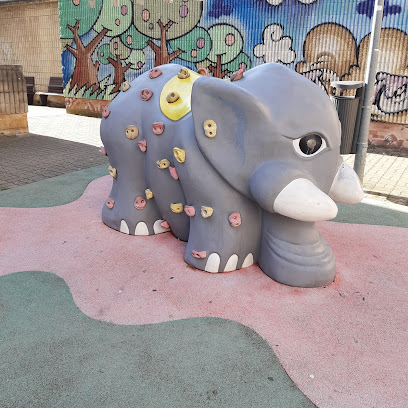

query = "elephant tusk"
[[328, 162, 364, 204], [273, 178, 338, 222]]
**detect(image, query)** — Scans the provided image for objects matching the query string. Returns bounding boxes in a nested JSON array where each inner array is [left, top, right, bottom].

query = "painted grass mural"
[[58, 0, 408, 123]]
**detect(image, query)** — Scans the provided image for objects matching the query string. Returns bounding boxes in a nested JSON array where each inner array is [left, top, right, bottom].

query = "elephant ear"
[[191, 76, 271, 197]]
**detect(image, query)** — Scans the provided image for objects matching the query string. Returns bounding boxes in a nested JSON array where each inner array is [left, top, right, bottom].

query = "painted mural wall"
[[58, 0, 408, 124]]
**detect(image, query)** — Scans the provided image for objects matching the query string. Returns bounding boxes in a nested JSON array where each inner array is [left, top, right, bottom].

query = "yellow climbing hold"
[[108, 166, 117, 178], [171, 203, 184, 213], [204, 120, 217, 138], [173, 147, 186, 163], [160, 69, 201, 121], [125, 125, 139, 140], [157, 159, 170, 169], [145, 189, 154, 199], [201, 206, 214, 218], [166, 91, 180, 104], [122, 81, 131, 92], [177, 68, 190, 79]]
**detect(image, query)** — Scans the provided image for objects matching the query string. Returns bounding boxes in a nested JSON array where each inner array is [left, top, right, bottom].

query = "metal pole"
[[354, 0, 384, 181]]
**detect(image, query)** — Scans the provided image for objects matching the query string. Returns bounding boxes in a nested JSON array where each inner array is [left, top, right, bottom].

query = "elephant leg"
[[173, 125, 261, 273], [101, 102, 164, 236], [259, 212, 336, 287]]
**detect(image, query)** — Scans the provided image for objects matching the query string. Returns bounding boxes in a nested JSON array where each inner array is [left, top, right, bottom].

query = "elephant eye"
[[293, 134, 327, 157]]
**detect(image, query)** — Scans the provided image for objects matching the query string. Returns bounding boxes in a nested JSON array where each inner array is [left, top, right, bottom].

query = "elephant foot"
[[102, 199, 170, 236], [185, 249, 255, 273], [259, 229, 335, 288], [117, 219, 171, 236]]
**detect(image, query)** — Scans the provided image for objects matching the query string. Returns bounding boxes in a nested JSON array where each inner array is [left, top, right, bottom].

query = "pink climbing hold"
[[137, 139, 147, 152], [102, 106, 110, 118], [192, 250, 207, 259], [184, 205, 195, 217], [140, 88, 153, 101], [161, 220, 170, 229], [229, 212, 242, 227], [134, 196, 146, 210], [149, 68, 162, 79], [106, 198, 115, 209], [197, 68, 209, 76], [152, 122, 165, 135], [99, 146, 107, 156], [230, 69, 244, 82], [169, 166, 179, 180]]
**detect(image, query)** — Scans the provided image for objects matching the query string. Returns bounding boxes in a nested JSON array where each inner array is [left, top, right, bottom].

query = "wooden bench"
[[24, 76, 35, 105], [37, 77, 64, 106]]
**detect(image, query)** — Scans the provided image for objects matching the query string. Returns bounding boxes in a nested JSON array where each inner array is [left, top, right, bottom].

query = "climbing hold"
[[229, 212, 242, 227], [99, 146, 107, 155], [173, 147, 186, 163], [102, 107, 110, 118], [160, 220, 170, 229], [134, 196, 146, 210], [197, 68, 209, 76], [201, 206, 214, 218], [152, 122, 165, 135], [106, 198, 115, 209], [145, 189, 154, 199], [108, 166, 117, 178], [125, 125, 139, 140], [192, 250, 207, 259], [230, 69, 244, 82], [157, 159, 170, 169], [170, 203, 184, 213], [140, 88, 153, 101], [149, 68, 162, 79], [178, 68, 190, 79], [166, 91, 180, 104], [169, 166, 179, 180], [204, 120, 217, 138], [122, 81, 131, 91], [184, 205, 195, 217], [137, 139, 147, 152]]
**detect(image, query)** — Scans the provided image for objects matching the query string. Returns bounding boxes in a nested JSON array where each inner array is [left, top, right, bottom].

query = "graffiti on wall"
[[59, 0, 408, 123]]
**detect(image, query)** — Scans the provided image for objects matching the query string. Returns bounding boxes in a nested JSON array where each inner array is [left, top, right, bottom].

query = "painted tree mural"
[[197, 24, 250, 78], [133, 0, 204, 66], [59, 0, 104, 93]]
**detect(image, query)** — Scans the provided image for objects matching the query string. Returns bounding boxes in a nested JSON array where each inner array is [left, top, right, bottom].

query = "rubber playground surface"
[[1, 165, 408, 408]]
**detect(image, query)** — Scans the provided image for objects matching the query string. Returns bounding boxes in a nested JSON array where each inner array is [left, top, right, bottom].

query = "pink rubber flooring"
[[1, 176, 407, 407]]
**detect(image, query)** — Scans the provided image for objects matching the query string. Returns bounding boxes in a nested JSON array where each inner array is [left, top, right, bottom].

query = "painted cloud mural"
[[254, 24, 295, 64]]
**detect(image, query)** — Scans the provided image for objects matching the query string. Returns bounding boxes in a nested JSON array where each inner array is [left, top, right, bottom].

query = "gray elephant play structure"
[[100, 63, 363, 288]]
